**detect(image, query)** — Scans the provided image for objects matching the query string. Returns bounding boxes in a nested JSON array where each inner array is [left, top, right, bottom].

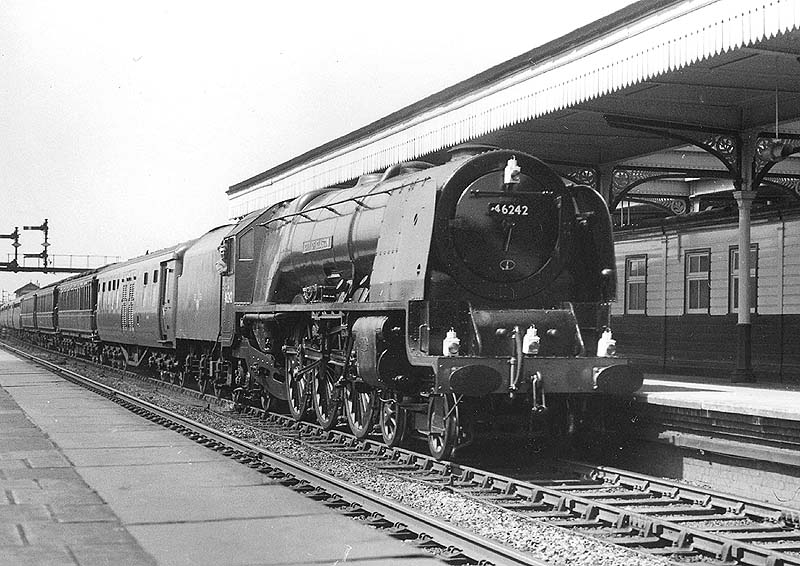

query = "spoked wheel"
[[428, 393, 459, 460], [343, 381, 376, 439], [285, 356, 308, 420], [312, 364, 339, 430], [379, 390, 407, 447], [285, 321, 312, 421], [312, 324, 344, 430]]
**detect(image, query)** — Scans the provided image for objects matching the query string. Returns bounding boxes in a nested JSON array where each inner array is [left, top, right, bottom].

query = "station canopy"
[[228, 0, 800, 219]]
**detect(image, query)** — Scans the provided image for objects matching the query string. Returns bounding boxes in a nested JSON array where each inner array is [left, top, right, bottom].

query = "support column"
[[597, 164, 615, 208], [732, 189, 756, 383]]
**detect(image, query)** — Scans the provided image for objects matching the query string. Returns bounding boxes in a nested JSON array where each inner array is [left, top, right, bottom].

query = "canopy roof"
[[228, 0, 800, 218]]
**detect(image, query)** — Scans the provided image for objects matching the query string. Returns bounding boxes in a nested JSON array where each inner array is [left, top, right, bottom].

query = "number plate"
[[487, 202, 529, 217]]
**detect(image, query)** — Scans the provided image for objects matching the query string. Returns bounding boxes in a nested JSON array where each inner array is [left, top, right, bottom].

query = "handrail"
[[259, 177, 430, 227]]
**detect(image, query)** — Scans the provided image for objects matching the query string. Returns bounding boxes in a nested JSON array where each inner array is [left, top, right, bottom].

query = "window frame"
[[728, 244, 758, 314], [685, 249, 711, 314], [624, 254, 647, 315], [237, 229, 255, 262]]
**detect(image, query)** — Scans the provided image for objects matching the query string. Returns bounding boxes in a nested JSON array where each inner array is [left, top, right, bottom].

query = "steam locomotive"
[[1, 146, 642, 459]]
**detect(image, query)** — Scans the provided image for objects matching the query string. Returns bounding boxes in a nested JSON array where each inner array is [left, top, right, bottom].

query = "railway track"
[[1, 341, 552, 566], [231, 409, 800, 566], [8, 338, 800, 566]]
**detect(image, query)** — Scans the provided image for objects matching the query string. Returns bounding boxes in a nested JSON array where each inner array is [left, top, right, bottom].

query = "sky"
[[0, 0, 636, 297]]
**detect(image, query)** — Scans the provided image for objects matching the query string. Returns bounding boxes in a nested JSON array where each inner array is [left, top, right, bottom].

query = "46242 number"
[[488, 202, 529, 216]]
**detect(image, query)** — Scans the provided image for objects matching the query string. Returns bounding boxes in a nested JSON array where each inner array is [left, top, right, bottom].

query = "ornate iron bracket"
[[610, 166, 730, 210], [605, 115, 740, 212], [605, 115, 740, 173], [753, 132, 800, 189], [626, 196, 691, 215], [761, 174, 800, 200], [549, 162, 598, 191]]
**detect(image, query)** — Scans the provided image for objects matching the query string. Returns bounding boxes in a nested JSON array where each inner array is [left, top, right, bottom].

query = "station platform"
[[626, 373, 800, 506], [633, 373, 800, 463], [637, 373, 800, 422], [0, 349, 440, 566]]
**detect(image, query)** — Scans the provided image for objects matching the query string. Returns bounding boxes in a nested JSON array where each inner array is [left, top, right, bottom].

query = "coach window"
[[625, 256, 647, 314], [685, 250, 711, 314], [729, 245, 758, 314]]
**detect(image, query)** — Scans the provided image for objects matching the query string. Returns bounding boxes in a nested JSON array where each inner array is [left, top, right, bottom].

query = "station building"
[[226, 0, 800, 382], [13, 282, 39, 299]]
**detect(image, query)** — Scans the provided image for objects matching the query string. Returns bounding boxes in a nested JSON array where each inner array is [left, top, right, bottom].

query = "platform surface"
[[0, 349, 440, 566], [638, 372, 800, 421]]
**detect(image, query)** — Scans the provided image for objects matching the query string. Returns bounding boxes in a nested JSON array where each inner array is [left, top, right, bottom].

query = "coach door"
[[158, 261, 176, 343]]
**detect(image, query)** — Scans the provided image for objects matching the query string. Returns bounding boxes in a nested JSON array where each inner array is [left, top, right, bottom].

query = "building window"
[[144, 272, 148, 285], [729, 245, 758, 314], [685, 250, 711, 314], [625, 256, 647, 314]]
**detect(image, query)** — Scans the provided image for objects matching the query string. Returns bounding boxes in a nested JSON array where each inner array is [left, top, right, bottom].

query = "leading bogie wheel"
[[343, 381, 375, 439], [379, 390, 407, 447], [428, 393, 459, 460]]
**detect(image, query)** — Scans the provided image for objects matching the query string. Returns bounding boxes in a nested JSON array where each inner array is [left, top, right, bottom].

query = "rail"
[[11, 335, 800, 565], [1, 341, 549, 566]]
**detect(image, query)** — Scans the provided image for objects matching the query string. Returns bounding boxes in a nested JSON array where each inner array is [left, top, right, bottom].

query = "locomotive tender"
[[1, 147, 642, 459]]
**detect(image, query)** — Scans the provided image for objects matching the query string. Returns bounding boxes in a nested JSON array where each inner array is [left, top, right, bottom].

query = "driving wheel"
[[312, 363, 339, 429], [285, 321, 312, 421], [312, 324, 343, 429]]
